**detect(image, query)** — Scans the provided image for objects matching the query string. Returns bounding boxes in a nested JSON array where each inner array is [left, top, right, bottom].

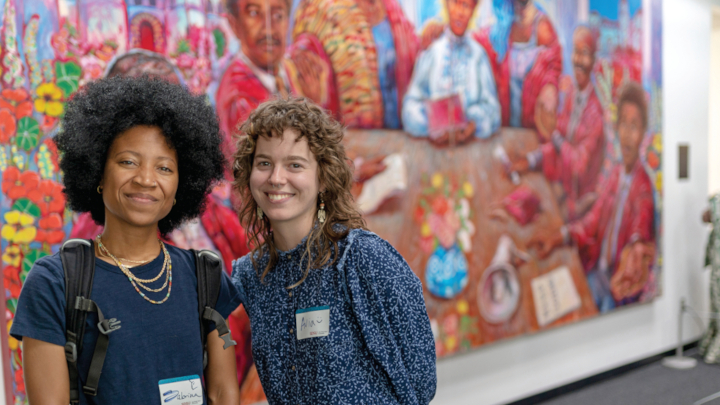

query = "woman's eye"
[[160, 167, 173, 173], [120, 160, 135, 166], [291, 163, 302, 169]]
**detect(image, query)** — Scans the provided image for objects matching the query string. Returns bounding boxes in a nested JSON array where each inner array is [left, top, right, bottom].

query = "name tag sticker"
[[158, 375, 204, 405], [295, 305, 330, 340]]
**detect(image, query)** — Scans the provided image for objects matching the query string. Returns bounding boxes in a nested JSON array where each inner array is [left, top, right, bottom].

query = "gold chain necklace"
[[96, 235, 173, 305]]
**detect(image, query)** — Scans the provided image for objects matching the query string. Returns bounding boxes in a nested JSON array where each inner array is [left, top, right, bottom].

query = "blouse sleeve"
[[342, 231, 437, 405]]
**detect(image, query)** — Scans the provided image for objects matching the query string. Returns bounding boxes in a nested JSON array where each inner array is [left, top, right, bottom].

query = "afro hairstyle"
[[54, 75, 226, 235]]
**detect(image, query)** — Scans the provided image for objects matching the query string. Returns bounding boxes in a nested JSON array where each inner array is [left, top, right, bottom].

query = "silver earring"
[[257, 205, 263, 220], [318, 193, 326, 224]]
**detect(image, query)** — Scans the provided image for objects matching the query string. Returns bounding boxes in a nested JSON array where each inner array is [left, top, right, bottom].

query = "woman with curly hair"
[[10, 76, 242, 404], [231, 97, 436, 404]]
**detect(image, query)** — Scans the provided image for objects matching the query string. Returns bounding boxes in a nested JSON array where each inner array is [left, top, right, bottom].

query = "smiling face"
[[572, 28, 596, 90], [100, 125, 179, 230], [228, 0, 289, 71], [249, 128, 321, 232], [447, 0, 477, 37], [617, 103, 645, 173]]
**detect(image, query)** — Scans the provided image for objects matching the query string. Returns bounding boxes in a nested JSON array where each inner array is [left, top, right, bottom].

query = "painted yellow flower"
[[653, 133, 662, 152], [456, 299, 469, 315], [431, 173, 443, 188], [6, 321, 18, 350], [420, 222, 432, 237], [462, 182, 474, 198], [2, 210, 37, 243], [445, 335, 458, 352], [2, 245, 21, 267], [34, 83, 64, 117], [655, 172, 663, 194]]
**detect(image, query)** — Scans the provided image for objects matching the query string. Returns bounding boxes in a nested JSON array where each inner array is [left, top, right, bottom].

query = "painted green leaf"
[[6, 299, 17, 315], [15, 116, 39, 151], [22, 250, 48, 273], [213, 28, 226, 59], [55, 61, 82, 97], [12, 198, 41, 217]]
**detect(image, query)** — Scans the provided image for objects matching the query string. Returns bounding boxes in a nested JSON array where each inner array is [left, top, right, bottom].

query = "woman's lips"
[[266, 192, 294, 203], [125, 193, 159, 204]]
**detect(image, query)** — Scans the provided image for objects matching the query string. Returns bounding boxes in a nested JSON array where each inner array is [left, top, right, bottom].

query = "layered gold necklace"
[[96, 235, 173, 305]]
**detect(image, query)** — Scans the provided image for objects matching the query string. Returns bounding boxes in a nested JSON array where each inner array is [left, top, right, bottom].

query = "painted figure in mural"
[[10, 76, 242, 404], [532, 82, 655, 313], [402, 0, 500, 144], [231, 98, 436, 404], [473, 0, 561, 134], [68, 49, 254, 391], [510, 26, 606, 221], [292, 0, 419, 128], [215, 0, 337, 159]]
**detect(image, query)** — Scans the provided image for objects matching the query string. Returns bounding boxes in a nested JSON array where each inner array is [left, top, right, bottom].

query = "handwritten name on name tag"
[[295, 306, 330, 340], [158, 375, 204, 405]]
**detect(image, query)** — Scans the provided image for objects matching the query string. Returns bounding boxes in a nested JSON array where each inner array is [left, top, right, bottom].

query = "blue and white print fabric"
[[231, 228, 437, 404]]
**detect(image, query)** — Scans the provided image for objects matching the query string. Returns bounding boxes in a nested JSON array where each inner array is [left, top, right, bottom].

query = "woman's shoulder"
[[339, 229, 409, 271], [231, 250, 267, 278], [28, 252, 65, 280]]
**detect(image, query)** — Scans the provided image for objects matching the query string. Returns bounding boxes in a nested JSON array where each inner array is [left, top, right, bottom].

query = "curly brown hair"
[[232, 97, 366, 288]]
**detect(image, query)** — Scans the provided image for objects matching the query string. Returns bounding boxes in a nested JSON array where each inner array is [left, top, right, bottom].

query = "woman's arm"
[[205, 328, 241, 405], [23, 337, 69, 405]]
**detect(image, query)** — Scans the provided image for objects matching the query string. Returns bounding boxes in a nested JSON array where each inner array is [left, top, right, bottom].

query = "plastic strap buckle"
[[64, 342, 77, 363], [97, 318, 121, 335], [83, 385, 98, 396]]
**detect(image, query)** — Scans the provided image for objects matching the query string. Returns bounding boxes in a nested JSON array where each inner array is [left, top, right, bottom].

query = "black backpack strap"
[[60, 239, 95, 403], [61, 239, 121, 400], [74, 296, 121, 396], [193, 250, 236, 369]]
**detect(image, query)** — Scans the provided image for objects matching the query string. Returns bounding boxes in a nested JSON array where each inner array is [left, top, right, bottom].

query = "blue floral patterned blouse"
[[231, 228, 437, 404]]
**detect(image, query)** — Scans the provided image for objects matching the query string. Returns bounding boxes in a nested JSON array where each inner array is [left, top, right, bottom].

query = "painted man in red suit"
[[533, 82, 655, 313], [216, 0, 337, 160], [472, 0, 562, 135], [511, 26, 605, 221]]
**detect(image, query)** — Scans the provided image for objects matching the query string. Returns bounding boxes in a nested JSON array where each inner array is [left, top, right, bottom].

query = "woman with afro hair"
[[10, 76, 242, 404]]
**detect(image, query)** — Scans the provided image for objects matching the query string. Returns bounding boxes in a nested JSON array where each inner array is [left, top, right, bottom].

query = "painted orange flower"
[[34, 83, 64, 117], [0, 88, 33, 119], [4, 265, 21, 299], [2, 167, 40, 200], [36, 213, 65, 245], [0, 109, 16, 143], [28, 179, 65, 215]]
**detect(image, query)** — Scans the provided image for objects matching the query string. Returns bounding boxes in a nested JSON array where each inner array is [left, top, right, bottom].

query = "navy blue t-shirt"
[[10, 244, 241, 404]]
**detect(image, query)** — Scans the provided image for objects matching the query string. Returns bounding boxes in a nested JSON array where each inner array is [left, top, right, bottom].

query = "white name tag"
[[159, 375, 204, 405], [295, 305, 330, 340]]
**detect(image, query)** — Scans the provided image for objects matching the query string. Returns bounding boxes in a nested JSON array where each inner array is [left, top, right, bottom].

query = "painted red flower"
[[431, 196, 450, 215], [14, 365, 25, 393], [2, 167, 40, 200], [4, 265, 21, 299], [0, 88, 33, 119], [0, 108, 16, 143], [28, 179, 65, 215], [36, 213, 65, 245]]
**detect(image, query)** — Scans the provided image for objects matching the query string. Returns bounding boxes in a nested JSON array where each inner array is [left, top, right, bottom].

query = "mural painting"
[[0, 0, 661, 402]]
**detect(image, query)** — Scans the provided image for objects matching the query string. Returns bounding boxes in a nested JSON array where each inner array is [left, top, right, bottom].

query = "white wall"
[[432, 0, 715, 403], [709, 8, 720, 195]]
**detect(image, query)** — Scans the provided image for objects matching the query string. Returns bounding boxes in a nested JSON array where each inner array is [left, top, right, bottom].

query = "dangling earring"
[[318, 192, 326, 224], [257, 205, 263, 220], [173, 199, 176, 206], [97, 186, 102, 194]]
